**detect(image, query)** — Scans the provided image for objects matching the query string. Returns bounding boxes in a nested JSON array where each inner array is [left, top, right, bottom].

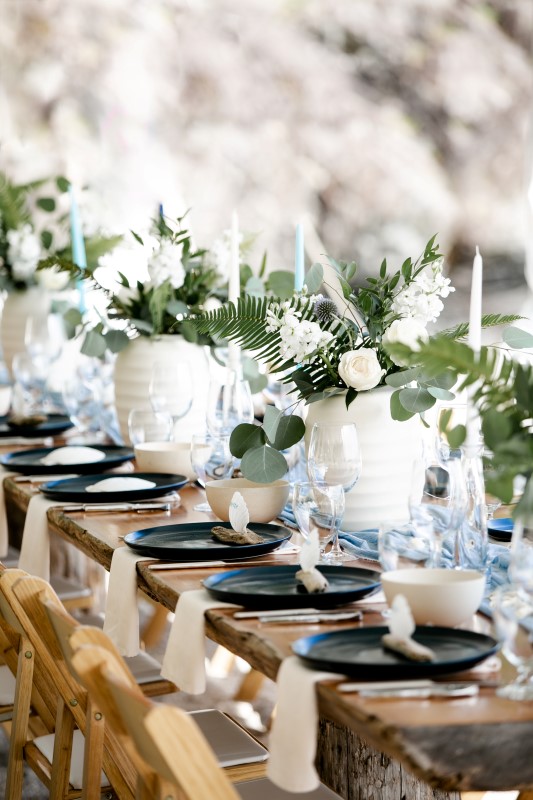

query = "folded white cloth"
[[18, 495, 59, 581], [0, 470, 17, 559], [267, 656, 343, 793], [103, 547, 154, 657], [161, 588, 236, 694]]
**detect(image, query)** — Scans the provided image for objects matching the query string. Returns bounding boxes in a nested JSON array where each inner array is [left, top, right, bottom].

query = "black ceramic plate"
[[293, 626, 499, 680], [488, 518, 513, 542], [124, 522, 292, 561], [0, 445, 134, 475], [203, 565, 381, 610], [0, 414, 74, 438], [40, 472, 187, 502]]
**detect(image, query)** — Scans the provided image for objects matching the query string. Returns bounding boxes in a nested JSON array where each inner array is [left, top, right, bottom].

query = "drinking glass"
[[206, 371, 254, 437], [190, 433, 235, 512], [483, 450, 502, 520], [24, 312, 64, 364], [378, 519, 434, 572], [61, 359, 105, 440], [128, 409, 173, 447], [307, 422, 362, 563], [149, 361, 193, 432], [408, 444, 467, 567], [11, 351, 49, 416], [292, 481, 345, 561], [509, 516, 533, 591], [493, 584, 533, 700]]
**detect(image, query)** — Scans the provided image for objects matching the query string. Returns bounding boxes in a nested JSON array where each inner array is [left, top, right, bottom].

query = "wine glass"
[[128, 409, 173, 447], [483, 449, 502, 521], [408, 443, 467, 567], [11, 351, 49, 416], [24, 312, 64, 364], [509, 516, 533, 591], [61, 359, 105, 440], [292, 481, 345, 561], [149, 361, 193, 436], [493, 584, 533, 700], [206, 371, 254, 437], [307, 422, 362, 563], [190, 433, 235, 512]]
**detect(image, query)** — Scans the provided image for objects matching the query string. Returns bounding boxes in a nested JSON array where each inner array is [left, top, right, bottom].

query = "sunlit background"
[[1, 0, 532, 313]]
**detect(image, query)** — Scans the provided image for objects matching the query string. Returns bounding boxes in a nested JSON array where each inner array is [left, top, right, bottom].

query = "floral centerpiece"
[[196, 236, 517, 485]]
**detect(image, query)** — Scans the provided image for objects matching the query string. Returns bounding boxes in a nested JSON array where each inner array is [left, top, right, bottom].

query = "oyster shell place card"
[[211, 491, 264, 545], [381, 594, 436, 662], [295, 530, 329, 593]]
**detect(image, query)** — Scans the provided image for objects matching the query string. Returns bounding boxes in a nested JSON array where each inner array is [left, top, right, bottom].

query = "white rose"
[[202, 297, 222, 313], [382, 318, 429, 366], [338, 348, 385, 391], [36, 266, 71, 291]]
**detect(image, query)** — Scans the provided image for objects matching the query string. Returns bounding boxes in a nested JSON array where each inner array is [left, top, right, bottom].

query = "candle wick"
[[475, 245, 480, 257]]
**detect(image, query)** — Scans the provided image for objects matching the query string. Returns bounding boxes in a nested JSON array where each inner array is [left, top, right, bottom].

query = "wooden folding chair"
[[0, 566, 136, 799], [83, 656, 342, 800], [45, 607, 270, 785]]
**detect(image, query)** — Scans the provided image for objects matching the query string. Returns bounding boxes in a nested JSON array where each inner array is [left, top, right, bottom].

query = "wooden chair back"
[[0, 568, 136, 799]]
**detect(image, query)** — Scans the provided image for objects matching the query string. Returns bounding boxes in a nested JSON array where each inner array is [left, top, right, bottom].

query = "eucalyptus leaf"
[[447, 424, 466, 449], [36, 197, 56, 212], [266, 270, 294, 300], [272, 414, 305, 450], [385, 367, 421, 388], [482, 409, 512, 450], [245, 276, 265, 297], [229, 424, 266, 458], [485, 472, 515, 505], [390, 389, 415, 421], [81, 330, 107, 358], [104, 329, 130, 353], [262, 405, 283, 443], [166, 300, 190, 318], [398, 387, 435, 413], [427, 387, 455, 401], [304, 262, 324, 294], [180, 322, 198, 342], [56, 177, 70, 192], [503, 326, 533, 349], [240, 445, 288, 483]]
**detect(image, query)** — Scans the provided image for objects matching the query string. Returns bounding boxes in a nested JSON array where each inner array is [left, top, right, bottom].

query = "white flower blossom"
[[338, 348, 385, 391], [391, 259, 454, 324], [274, 309, 333, 363], [116, 282, 141, 306], [147, 239, 185, 289], [382, 318, 429, 366], [209, 229, 244, 279], [7, 225, 41, 282]]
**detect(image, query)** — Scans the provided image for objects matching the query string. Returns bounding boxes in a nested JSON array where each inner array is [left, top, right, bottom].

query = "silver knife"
[[234, 607, 358, 619], [14, 473, 79, 483], [59, 502, 171, 513], [358, 683, 479, 699], [258, 610, 362, 624]]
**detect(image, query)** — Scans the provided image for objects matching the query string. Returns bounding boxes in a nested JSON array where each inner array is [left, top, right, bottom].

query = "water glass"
[[128, 409, 174, 447], [378, 519, 434, 572], [307, 422, 362, 491], [190, 433, 235, 512], [206, 371, 254, 437], [12, 351, 49, 414], [24, 312, 64, 363], [493, 584, 533, 700], [61, 359, 105, 439], [292, 481, 345, 561], [149, 361, 193, 428], [509, 516, 533, 591]]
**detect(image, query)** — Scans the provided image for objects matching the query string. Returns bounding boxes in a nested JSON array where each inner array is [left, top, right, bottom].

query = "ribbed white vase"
[[305, 386, 423, 531], [0, 287, 48, 375], [113, 335, 210, 444]]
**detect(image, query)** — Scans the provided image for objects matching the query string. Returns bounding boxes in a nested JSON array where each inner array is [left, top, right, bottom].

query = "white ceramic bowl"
[[380, 568, 486, 627], [205, 478, 290, 524], [134, 441, 195, 480]]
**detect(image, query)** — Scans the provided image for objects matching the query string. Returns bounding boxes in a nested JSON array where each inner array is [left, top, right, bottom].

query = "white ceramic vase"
[[0, 287, 48, 375], [304, 386, 423, 531], [113, 335, 211, 444]]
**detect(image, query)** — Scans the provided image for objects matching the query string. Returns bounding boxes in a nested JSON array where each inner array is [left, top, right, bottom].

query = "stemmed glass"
[[24, 312, 64, 364], [61, 358, 106, 441], [11, 352, 49, 418], [292, 481, 345, 562], [307, 422, 362, 563], [493, 584, 533, 700], [128, 409, 174, 447], [206, 371, 254, 437], [190, 433, 235, 512], [149, 361, 193, 437]]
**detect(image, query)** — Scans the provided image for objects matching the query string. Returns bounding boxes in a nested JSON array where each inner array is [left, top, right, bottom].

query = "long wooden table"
[[5, 474, 533, 800]]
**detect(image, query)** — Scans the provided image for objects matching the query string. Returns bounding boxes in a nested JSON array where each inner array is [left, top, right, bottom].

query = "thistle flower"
[[314, 294, 337, 324]]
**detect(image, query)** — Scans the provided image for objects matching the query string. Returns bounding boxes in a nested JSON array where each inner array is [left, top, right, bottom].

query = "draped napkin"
[[267, 656, 343, 793], [161, 588, 236, 693], [18, 495, 61, 581], [103, 547, 154, 657]]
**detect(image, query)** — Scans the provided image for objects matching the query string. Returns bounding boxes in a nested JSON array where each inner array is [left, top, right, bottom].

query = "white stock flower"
[[338, 348, 385, 391], [209, 229, 244, 279], [147, 239, 185, 289], [7, 225, 41, 282], [382, 318, 429, 366], [276, 311, 332, 363], [391, 259, 454, 324], [36, 265, 70, 291], [116, 282, 141, 306]]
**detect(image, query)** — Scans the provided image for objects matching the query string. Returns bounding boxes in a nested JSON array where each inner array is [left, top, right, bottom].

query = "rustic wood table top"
[[3, 458, 532, 797]]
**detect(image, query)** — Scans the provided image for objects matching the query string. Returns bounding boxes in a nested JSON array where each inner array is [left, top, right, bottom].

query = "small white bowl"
[[134, 441, 195, 480], [380, 568, 486, 627], [205, 478, 290, 524]]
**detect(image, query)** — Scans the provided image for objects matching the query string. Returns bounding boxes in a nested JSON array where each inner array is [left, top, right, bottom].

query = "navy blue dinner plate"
[[203, 565, 381, 610], [40, 472, 187, 502], [0, 414, 73, 438], [0, 445, 134, 475], [292, 626, 499, 680], [124, 522, 292, 561], [487, 518, 513, 543]]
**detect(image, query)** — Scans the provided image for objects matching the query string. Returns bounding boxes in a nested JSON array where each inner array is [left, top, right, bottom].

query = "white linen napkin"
[[267, 656, 343, 793], [161, 588, 236, 694], [17, 495, 61, 581], [0, 471, 17, 559], [103, 547, 154, 657]]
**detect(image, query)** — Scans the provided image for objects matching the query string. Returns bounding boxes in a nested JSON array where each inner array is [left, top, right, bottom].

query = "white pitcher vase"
[[304, 386, 423, 531], [113, 335, 210, 444], [0, 287, 48, 375]]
